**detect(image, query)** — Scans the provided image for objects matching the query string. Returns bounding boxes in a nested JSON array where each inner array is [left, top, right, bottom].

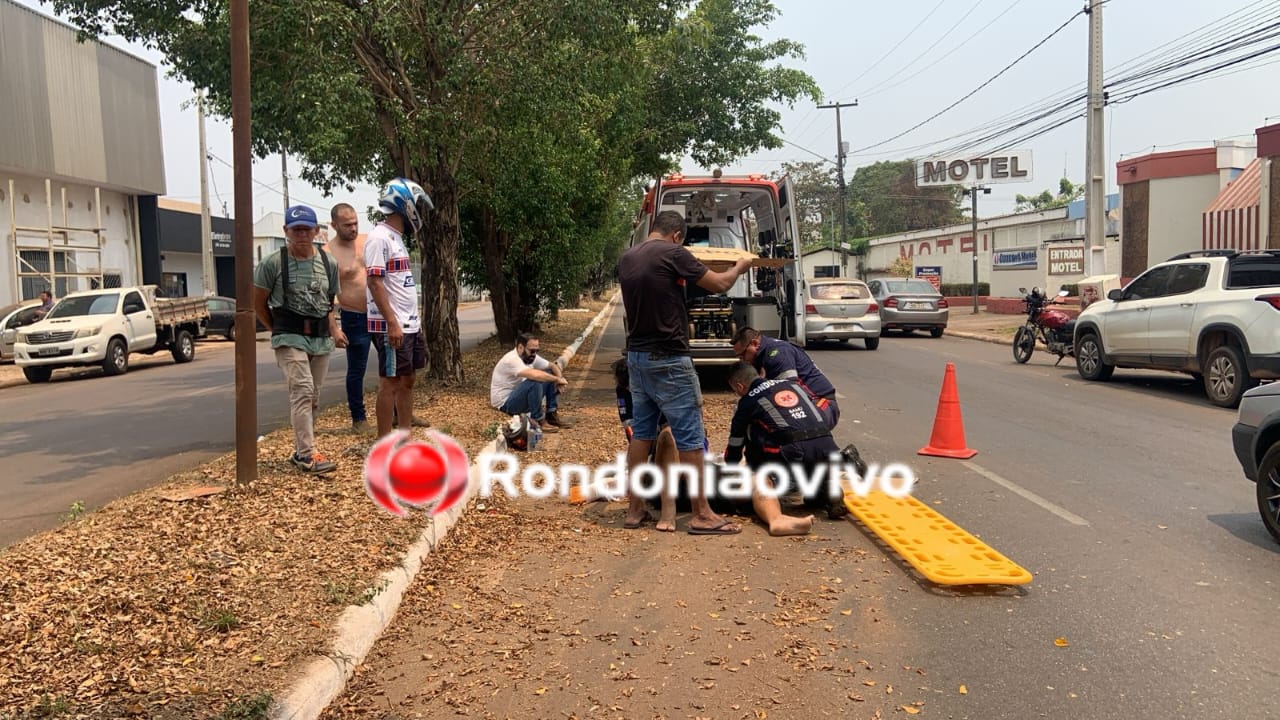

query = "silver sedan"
[[867, 278, 949, 338], [803, 278, 881, 350]]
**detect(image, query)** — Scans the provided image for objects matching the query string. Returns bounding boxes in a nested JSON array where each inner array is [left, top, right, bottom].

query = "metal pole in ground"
[[231, 0, 256, 485]]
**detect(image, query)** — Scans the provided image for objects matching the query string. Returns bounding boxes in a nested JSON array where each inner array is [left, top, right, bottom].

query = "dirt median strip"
[[0, 296, 609, 718]]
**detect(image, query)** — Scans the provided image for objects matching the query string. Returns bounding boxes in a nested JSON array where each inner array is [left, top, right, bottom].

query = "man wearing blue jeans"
[[617, 210, 752, 534], [490, 333, 570, 432]]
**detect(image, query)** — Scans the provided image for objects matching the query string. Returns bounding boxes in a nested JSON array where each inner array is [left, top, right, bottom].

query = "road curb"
[[555, 291, 619, 372], [946, 330, 1012, 346], [268, 303, 602, 720]]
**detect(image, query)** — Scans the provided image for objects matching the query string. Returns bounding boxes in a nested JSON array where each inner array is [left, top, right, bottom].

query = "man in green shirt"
[[253, 205, 347, 474]]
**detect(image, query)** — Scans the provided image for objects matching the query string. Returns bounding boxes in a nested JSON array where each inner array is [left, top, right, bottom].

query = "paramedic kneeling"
[[724, 362, 849, 533]]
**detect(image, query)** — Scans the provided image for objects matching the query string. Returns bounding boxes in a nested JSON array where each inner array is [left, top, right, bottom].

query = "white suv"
[[1072, 250, 1280, 408]]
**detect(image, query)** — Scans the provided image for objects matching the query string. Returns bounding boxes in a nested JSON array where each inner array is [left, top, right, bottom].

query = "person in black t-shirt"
[[617, 210, 751, 534]]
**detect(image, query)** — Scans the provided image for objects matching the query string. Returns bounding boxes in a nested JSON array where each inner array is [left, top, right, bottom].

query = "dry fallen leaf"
[[840, 609, 853, 616], [901, 705, 920, 715], [959, 685, 968, 695], [535, 687, 547, 695], [1054, 637, 1070, 647]]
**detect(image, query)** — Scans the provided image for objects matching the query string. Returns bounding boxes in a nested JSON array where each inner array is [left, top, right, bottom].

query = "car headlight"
[[73, 326, 102, 339]]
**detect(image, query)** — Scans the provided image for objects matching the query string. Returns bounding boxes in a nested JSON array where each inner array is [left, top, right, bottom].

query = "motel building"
[[859, 122, 1280, 303]]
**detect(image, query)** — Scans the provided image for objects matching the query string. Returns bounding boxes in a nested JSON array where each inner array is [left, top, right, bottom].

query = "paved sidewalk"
[[942, 307, 1026, 345]]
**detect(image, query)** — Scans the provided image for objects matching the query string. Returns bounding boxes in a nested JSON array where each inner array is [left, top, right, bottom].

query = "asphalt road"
[[330, 314, 1276, 720], [803, 331, 1274, 719], [0, 304, 496, 548]]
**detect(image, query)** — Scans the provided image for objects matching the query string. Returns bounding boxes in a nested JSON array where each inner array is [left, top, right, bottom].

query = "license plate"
[[38, 347, 61, 356], [904, 302, 931, 310]]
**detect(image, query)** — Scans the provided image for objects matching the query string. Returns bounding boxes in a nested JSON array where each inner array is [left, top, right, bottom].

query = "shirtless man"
[[327, 204, 375, 434]]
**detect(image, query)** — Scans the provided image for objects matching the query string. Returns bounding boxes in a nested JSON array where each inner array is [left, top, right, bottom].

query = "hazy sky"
[[14, 0, 1280, 224]]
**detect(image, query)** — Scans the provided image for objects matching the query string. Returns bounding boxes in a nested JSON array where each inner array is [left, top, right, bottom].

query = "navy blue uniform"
[[751, 336, 840, 428], [725, 377, 839, 468]]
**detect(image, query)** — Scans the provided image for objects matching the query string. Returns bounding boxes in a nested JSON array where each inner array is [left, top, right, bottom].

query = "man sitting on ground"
[[724, 361, 849, 532], [732, 326, 841, 430], [490, 332, 570, 433]]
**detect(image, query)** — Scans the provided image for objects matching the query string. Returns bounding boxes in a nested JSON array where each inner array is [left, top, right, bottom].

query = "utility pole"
[[231, 0, 256, 485], [818, 100, 857, 277], [281, 151, 290, 217], [1084, 0, 1106, 277], [963, 185, 991, 314], [197, 90, 214, 298]]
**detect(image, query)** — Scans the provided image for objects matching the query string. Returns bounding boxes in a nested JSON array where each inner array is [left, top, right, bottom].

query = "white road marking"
[[961, 460, 1090, 526]]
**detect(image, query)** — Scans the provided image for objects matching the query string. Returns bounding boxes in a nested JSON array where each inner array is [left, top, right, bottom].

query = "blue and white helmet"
[[377, 177, 433, 234]]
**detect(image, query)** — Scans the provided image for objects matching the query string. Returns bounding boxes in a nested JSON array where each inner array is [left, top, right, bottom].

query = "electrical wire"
[[832, 0, 1280, 163], [858, 0, 1026, 100], [848, 9, 1085, 156]]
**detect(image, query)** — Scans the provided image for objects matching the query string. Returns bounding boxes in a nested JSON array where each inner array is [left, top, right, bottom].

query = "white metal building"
[[0, 0, 165, 306]]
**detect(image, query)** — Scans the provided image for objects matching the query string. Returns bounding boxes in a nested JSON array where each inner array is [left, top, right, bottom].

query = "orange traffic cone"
[[918, 362, 978, 459]]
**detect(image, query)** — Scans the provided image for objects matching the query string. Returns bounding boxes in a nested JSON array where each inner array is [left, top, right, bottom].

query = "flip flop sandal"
[[687, 520, 742, 536]]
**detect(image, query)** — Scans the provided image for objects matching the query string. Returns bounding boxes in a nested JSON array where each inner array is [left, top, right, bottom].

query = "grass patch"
[[212, 692, 273, 720]]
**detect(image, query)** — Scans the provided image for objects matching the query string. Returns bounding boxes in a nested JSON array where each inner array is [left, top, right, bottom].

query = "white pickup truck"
[[1073, 249, 1280, 408], [13, 285, 209, 383]]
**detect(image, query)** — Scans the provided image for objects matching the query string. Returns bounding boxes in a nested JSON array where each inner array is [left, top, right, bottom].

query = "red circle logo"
[[773, 389, 800, 408], [364, 430, 470, 517]]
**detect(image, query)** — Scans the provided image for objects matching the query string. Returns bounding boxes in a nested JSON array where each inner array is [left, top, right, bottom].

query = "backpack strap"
[[279, 246, 289, 300], [317, 247, 335, 310]]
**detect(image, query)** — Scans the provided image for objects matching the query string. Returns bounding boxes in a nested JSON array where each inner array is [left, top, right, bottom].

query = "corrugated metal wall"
[[0, 0, 165, 195]]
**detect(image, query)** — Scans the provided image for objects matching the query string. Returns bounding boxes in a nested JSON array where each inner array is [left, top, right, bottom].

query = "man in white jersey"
[[365, 177, 433, 438]]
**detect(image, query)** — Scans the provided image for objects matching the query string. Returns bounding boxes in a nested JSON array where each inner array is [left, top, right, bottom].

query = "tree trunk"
[[512, 257, 540, 334], [417, 160, 465, 383], [480, 208, 517, 345]]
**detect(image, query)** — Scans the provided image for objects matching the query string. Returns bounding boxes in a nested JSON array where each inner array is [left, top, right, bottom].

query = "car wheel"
[[864, 336, 880, 350], [1203, 345, 1257, 408], [103, 338, 129, 376], [1255, 443, 1280, 544], [23, 366, 53, 383], [930, 327, 944, 338], [171, 330, 196, 363], [1012, 327, 1035, 364], [1075, 332, 1114, 381], [226, 325, 236, 342]]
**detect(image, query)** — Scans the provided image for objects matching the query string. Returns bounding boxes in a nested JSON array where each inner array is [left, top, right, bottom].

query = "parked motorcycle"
[[1013, 287, 1075, 365]]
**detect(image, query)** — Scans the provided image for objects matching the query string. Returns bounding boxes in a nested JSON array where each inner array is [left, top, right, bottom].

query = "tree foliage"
[[1014, 178, 1084, 212], [53, 0, 818, 365], [847, 160, 964, 238]]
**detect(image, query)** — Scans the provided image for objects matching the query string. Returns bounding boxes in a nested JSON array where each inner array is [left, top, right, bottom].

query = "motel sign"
[[915, 150, 1034, 187]]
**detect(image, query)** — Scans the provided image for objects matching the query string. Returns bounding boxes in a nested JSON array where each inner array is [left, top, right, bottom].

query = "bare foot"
[[768, 514, 814, 537], [656, 516, 677, 532]]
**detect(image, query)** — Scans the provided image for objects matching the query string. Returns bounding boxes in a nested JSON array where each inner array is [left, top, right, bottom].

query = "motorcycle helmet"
[[378, 177, 434, 234]]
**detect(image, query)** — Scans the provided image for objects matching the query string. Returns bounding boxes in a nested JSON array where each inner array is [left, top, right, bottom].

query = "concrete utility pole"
[[281, 151, 290, 217], [197, 90, 215, 297], [818, 100, 857, 277], [1084, 0, 1106, 276], [963, 185, 991, 314], [232, 0, 256, 485]]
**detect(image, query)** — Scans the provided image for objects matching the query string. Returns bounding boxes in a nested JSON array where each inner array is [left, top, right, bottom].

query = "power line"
[[827, 0, 948, 99], [858, 0, 1027, 100], [833, 1, 1280, 163], [848, 9, 1084, 155]]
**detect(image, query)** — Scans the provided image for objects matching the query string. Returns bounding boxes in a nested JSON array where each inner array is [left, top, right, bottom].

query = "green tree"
[[847, 160, 963, 237], [1014, 178, 1084, 212], [774, 161, 838, 251], [53, 0, 817, 369]]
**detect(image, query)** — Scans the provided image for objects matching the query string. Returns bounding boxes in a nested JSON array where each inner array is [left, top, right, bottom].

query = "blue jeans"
[[626, 351, 704, 452], [340, 309, 372, 423], [499, 379, 559, 420]]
